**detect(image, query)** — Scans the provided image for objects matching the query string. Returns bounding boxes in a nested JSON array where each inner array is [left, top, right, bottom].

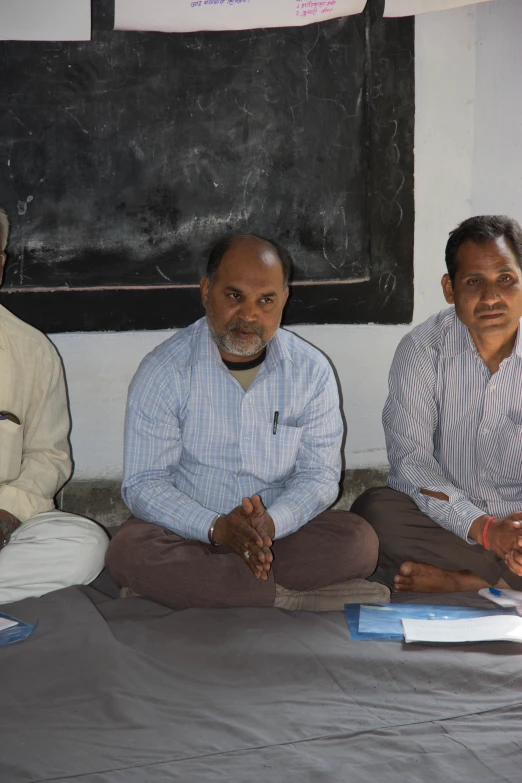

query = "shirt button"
[[483, 429, 490, 435], [490, 384, 496, 391]]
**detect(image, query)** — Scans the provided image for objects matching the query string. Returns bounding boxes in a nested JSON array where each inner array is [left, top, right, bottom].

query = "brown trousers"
[[105, 510, 378, 608], [351, 486, 522, 590]]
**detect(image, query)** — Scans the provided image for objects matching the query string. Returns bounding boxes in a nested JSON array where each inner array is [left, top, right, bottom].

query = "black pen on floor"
[[273, 411, 279, 435]]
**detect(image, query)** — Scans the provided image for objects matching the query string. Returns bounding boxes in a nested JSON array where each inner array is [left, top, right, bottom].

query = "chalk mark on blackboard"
[[155, 265, 172, 282], [59, 108, 89, 135], [3, 276, 370, 294], [378, 271, 397, 307], [235, 98, 253, 117], [8, 112, 33, 137]]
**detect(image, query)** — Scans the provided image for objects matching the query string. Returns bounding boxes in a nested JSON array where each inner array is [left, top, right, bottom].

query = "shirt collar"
[[445, 307, 522, 360], [187, 317, 296, 371]]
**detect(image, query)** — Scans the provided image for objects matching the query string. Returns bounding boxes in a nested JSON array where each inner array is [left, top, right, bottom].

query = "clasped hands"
[[470, 512, 522, 577], [212, 494, 275, 581]]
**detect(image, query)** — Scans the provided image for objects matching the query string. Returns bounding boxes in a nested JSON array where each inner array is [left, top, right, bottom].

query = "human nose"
[[479, 281, 500, 306], [238, 298, 258, 322]]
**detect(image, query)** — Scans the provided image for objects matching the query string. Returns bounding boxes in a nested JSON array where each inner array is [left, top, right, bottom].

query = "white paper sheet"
[[0, 617, 18, 631], [402, 615, 522, 644], [0, 0, 91, 41], [384, 0, 492, 16], [114, 0, 366, 33], [478, 588, 522, 609]]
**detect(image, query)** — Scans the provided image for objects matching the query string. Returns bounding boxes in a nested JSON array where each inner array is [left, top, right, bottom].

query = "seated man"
[[106, 234, 379, 609], [0, 207, 108, 605], [353, 215, 522, 593]]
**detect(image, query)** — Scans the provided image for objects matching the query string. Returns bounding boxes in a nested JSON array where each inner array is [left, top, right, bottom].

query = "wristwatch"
[[0, 518, 11, 549]]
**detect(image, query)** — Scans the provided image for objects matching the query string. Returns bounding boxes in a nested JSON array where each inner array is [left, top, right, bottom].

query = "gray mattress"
[[1, 584, 521, 782]]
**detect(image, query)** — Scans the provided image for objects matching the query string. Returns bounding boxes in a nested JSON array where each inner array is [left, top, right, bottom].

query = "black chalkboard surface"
[[0, 0, 413, 331]]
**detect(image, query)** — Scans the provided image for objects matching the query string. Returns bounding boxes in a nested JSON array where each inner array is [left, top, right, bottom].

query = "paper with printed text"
[[115, 0, 366, 33]]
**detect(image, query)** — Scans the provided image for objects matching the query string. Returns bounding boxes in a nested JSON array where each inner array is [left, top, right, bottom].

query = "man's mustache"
[[227, 320, 264, 337], [474, 304, 508, 315]]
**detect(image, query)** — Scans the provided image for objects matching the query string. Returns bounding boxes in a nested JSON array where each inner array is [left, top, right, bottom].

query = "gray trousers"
[[105, 510, 378, 609], [351, 486, 522, 590]]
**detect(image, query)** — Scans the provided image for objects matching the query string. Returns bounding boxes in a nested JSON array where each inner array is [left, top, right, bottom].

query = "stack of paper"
[[345, 602, 520, 643], [479, 587, 522, 609], [402, 615, 522, 644]]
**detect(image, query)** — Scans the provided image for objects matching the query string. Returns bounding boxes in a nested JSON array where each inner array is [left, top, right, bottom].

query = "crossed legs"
[[105, 509, 378, 609]]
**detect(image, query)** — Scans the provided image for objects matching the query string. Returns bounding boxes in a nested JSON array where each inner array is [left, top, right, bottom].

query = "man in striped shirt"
[[106, 235, 381, 609], [353, 215, 522, 593]]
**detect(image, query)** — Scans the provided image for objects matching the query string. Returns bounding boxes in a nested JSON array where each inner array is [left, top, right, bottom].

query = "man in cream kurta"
[[0, 208, 108, 604]]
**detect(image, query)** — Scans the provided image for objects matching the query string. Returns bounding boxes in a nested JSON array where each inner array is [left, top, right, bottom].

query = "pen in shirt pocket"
[[272, 411, 279, 435]]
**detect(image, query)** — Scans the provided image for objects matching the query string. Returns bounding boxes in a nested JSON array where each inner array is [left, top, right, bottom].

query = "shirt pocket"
[[493, 415, 522, 488], [251, 422, 303, 486], [0, 418, 23, 483]]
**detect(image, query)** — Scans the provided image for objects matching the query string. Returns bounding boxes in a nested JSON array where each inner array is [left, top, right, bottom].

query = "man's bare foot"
[[394, 562, 491, 593]]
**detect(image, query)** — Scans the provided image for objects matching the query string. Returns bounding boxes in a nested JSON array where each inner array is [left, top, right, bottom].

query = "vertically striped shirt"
[[384, 306, 522, 541], [123, 318, 343, 542]]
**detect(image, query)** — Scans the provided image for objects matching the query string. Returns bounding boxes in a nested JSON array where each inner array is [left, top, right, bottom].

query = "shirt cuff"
[[267, 503, 298, 539], [176, 505, 218, 543], [447, 500, 489, 543]]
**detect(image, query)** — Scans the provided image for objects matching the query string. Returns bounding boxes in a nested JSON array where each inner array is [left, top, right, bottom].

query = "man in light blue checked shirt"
[[354, 215, 522, 594], [106, 235, 380, 610]]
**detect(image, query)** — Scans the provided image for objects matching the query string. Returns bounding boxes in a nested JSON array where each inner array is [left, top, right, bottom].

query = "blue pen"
[[489, 587, 522, 606]]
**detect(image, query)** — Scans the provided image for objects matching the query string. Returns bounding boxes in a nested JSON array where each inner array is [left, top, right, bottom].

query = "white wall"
[[472, 0, 522, 214], [50, 1, 521, 480]]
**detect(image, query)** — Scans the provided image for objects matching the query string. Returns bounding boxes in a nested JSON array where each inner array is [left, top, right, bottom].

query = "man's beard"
[[208, 317, 269, 357]]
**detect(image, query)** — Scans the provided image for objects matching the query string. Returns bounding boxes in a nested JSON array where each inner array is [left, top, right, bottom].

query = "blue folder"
[[345, 602, 517, 642], [0, 611, 38, 647]]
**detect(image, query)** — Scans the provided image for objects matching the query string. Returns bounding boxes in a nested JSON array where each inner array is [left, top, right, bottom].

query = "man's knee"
[[57, 515, 109, 584], [104, 524, 139, 586], [29, 513, 109, 585], [350, 487, 395, 534], [350, 486, 387, 516], [104, 519, 161, 586], [321, 510, 379, 580], [344, 512, 379, 577]]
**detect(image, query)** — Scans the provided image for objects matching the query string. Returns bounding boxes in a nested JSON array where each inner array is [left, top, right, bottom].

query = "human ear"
[[200, 276, 210, 307], [441, 273, 455, 304]]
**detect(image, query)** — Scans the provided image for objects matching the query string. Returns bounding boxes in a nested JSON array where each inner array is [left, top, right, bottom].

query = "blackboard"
[[0, 0, 413, 331]]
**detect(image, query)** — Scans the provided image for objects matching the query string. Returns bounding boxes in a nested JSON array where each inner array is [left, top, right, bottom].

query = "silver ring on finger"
[[244, 549, 250, 561]]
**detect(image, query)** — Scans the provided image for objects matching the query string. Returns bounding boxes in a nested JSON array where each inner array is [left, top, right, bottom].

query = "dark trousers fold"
[[352, 486, 522, 590]]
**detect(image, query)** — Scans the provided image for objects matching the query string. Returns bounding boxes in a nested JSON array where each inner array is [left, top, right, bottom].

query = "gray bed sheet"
[[1, 584, 521, 783]]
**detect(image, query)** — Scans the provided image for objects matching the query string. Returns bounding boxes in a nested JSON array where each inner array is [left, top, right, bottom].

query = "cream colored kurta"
[[0, 304, 72, 522]]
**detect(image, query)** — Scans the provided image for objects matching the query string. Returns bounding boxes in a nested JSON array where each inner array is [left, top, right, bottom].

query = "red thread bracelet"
[[482, 516, 496, 550]]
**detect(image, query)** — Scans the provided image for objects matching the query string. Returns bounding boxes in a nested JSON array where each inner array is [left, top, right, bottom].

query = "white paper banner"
[[114, 0, 367, 33], [384, 0, 492, 17], [0, 0, 91, 41]]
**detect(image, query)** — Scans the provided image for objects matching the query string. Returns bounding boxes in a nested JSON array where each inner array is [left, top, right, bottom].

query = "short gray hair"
[[0, 208, 10, 253]]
